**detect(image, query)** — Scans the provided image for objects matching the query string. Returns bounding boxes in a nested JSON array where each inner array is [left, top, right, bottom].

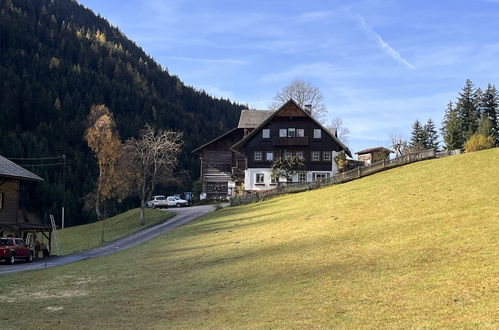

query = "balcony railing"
[[272, 136, 309, 146]]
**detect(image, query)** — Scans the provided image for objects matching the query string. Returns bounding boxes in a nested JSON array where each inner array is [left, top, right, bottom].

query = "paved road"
[[0, 205, 216, 275]]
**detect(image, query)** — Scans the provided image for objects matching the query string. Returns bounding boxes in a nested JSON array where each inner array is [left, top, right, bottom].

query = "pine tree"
[[409, 120, 426, 151], [481, 83, 499, 144], [441, 101, 462, 150], [455, 79, 479, 141], [424, 118, 439, 151]]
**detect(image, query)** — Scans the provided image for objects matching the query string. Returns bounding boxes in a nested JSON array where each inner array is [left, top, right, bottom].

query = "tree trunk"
[[95, 173, 102, 221], [140, 177, 147, 226], [140, 199, 145, 226]]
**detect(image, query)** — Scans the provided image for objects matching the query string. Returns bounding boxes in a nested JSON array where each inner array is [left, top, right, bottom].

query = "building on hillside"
[[191, 110, 274, 200], [356, 147, 393, 166], [193, 100, 351, 198], [0, 155, 53, 248]]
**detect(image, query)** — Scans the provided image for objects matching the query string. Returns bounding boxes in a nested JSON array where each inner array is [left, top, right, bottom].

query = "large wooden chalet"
[[193, 100, 351, 200]]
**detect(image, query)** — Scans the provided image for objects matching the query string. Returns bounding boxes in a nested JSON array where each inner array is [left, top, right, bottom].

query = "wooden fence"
[[230, 149, 462, 206]]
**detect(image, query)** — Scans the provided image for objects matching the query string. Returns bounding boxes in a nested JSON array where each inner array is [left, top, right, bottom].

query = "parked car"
[[166, 196, 189, 207], [0, 237, 34, 264], [147, 195, 168, 208]]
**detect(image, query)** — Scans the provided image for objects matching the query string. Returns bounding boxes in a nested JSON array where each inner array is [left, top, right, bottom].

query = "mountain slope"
[[0, 0, 245, 225], [1, 149, 497, 328]]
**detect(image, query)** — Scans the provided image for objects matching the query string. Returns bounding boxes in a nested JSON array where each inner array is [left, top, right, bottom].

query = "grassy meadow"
[[57, 208, 174, 255], [0, 148, 498, 329]]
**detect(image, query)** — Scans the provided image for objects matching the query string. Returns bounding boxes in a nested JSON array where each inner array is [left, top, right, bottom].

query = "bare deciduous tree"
[[389, 133, 408, 157], [271, 79, 327, 122], [326, 117, 350, 146], [123, 124, 183, 225]]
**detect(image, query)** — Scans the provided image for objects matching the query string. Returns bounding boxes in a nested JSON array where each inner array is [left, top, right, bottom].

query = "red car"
[[0, 237, 34, 264]]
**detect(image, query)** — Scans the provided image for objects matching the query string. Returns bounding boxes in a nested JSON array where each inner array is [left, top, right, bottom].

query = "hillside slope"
[[0, 0, 245, 225], [0, 149, 498, 329]]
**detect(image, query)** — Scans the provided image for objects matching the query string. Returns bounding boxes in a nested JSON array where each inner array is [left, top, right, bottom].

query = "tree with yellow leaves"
[[85, 104, 124, 221]]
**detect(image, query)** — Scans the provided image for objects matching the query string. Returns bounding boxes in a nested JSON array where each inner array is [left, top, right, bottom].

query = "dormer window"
[[262, 129, 270, 139]]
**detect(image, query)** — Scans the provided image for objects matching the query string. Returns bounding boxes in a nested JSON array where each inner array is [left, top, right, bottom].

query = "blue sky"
[[79, 0, 499, 154]]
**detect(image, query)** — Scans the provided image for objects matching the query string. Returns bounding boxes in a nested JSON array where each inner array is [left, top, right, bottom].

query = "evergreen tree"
[[477, 114, 494, 137], [424, 118, 439, 151], [455, 79, 479, 141], [481, 83, 499, 144], [441, 101, 462, 150], [409, 120, 426, 151]]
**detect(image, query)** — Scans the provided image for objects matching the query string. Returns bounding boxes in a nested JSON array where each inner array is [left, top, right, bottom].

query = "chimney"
[[304, 104, 312, 114]]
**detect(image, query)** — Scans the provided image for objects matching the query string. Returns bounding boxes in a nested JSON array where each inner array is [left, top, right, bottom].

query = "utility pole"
[[62, 154, 66, 229]]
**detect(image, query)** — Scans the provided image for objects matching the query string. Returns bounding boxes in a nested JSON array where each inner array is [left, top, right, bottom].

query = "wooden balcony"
[[231, 167, 245, 181], [272, 136, 309, 146]]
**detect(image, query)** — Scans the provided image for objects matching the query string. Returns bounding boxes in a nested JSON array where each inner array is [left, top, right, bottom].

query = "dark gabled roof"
[[356, 147, 393, 155], [237, 110, 274, 128], [0, 155, 43, 181], [231, 99, 352, 157], [191, 127, 241, 154]]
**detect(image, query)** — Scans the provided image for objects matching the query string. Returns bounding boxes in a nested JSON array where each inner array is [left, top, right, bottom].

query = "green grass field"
[[1, 149, 498, 329], [57, 208, 175, 255]]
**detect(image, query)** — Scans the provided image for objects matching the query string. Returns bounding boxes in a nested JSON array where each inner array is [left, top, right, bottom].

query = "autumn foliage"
[[85, 104, 124, 220]]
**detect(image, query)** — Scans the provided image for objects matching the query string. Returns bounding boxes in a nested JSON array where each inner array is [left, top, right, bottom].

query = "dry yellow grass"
[[0, 148, 498, 329]]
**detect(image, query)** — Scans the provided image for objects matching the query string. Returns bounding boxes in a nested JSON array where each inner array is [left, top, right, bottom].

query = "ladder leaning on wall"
[[49, 214, 61, 256]]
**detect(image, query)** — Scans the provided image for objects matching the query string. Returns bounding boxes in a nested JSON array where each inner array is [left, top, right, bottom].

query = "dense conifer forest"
[[0, 0, 245, 226]]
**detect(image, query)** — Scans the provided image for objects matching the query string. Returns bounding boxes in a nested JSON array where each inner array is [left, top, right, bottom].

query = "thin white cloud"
[[199, 85, 235, 100], [164, 56, 250, 65], [358, 17, 416, 70], [260, 62, 356, 83]]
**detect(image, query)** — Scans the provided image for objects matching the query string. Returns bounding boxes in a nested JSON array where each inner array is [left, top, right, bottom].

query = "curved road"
[[0, 205, 216, 275]]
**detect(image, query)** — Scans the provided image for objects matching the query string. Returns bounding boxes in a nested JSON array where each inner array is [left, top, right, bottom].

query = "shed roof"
[[356, 147, 393, 155], [237, 110, 274, 128], [0, 155, 43, 181]]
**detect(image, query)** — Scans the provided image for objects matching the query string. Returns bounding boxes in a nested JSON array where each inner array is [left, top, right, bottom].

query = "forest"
[[0, 0, 246, 226]]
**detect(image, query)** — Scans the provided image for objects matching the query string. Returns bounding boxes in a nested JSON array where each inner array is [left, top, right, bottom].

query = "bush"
[[464, 133, 495, 152]]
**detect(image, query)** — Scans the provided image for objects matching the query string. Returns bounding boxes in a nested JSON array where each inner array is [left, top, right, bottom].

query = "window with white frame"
[[296, 128, 305, 137], [288, 128, 296, 137], [311, 151, 320, 161], [296, 151, 304, 160], [254, 151, 262, 161], [279, 129, 287, 137], [266, 152, 274, 161], [255, 173, 265, 184], [270, 174, 278, 184], [298, 172, 307, 183], [285, 151, 292, 159], [323, 151, 332, 161], [313, 129, 322, 139], [262, 129, 270, 138]]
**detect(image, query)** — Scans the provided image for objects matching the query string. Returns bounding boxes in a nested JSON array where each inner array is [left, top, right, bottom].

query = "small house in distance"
[[0, 155, 53, 248], [356, 147, 393, 166]]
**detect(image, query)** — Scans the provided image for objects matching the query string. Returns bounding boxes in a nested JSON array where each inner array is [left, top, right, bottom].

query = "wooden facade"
[[356, 147, 393, 166], [193, 128, 245, 200], [0, 178, 19, 224]]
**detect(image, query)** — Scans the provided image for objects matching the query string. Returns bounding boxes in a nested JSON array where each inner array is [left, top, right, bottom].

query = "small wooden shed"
[[356, 147, 393, 166], [0, 155, 53, 251]]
